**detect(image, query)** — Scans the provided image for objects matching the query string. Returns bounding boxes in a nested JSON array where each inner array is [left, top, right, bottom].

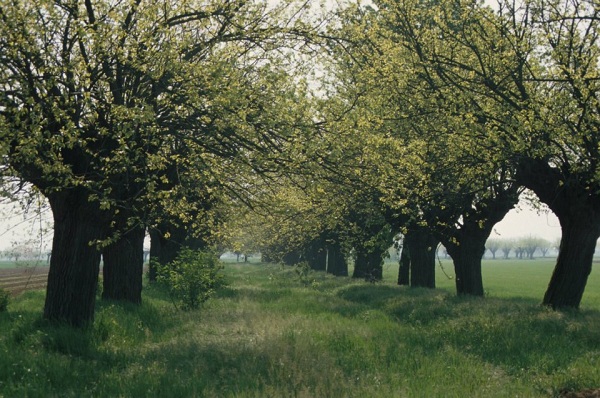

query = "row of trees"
[[231, 0, 600, 309], [318, 0, 600, 308], [1, 0, 599, 326], [0, 0, 322, 326], [484, 237, 556, 260]]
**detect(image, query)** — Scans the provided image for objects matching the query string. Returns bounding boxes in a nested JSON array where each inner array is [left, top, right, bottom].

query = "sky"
[[491, 200, 561, 242]]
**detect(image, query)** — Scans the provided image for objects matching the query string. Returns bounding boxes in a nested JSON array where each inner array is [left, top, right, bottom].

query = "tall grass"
[[1, 261, 599, 397]]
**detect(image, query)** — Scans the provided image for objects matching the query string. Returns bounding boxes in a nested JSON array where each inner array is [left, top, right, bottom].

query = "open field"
[[381, 258, 600, 310], [1, 260, 600, 397]]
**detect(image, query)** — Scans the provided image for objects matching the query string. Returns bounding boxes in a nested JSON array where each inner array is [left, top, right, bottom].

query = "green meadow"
[[1, 259, 599, 397]]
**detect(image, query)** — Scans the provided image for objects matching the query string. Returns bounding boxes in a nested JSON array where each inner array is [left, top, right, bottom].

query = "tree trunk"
[[327, 242, 348, 276], [397, 243, 410, 286], [44, 190, 107, 327], [404, 228, 439, 289], [282, 251, 302, 266], [148, 224, 189, 281], [353, 248, 384, 281], [405, 228, 437, 288], [543, 212, 600, 309], [305, 238, 327, 271], [102, 225, 145, 304], [439, 182, 518, 296], [445, 232, 487, 296]]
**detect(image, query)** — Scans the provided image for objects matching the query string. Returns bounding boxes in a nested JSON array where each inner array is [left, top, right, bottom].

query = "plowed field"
[[0, 266, 48, 296]]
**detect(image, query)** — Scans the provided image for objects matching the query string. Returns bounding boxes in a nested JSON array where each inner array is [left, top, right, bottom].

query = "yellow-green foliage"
[[156, 249, 224, 311]]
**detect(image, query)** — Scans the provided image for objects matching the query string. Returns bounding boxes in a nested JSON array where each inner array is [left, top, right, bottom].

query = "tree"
[[400, 226, 439, 288], [539, 239, 552, 257], [500, 239, 514, 260], [486, 239, 502, 259], [349, 207, 394, 281], [519, 235, 542, 260]]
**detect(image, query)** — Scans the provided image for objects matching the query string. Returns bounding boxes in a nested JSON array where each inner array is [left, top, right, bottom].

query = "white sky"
[[492, 201, 561, 242]]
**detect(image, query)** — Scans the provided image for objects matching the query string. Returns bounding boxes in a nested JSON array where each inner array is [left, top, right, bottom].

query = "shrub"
[[156, 248, 224, 310], [0, 288, 9, 312], [294, 262, 315, 287]]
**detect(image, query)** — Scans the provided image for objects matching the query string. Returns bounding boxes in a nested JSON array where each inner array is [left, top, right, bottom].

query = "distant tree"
[[520, 236, 548, 260], [486, 239, 501, 260], [5, 244, 36, 262], [500, 239, 513, 260], [539, 239, 552, 258]]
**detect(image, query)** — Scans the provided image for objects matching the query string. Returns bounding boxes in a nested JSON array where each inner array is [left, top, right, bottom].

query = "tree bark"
[[405, 228, 437, 288], [44, 190, 107, 327], [444, 231, 487, 296], [397, 243, 410, 286], [327, 242, 348, 276], [543, 211, 600, 308], [102, 225, 145, 304], [353, 248, 384, 280], [305, 238, 327, 271]]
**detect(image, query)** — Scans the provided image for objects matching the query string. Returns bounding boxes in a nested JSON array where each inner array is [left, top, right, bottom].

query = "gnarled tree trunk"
[[44, 189, 107, 327], [439, 181, 518, 296], [444, 230, 487, 296], [518, 158, 600, 309], [544, 212, 599, 308]]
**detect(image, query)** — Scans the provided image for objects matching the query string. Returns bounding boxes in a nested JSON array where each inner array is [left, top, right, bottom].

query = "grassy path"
[[1, 261, 599, 397]]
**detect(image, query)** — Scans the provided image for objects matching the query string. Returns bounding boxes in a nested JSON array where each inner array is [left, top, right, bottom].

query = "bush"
[[0, 288, 9, 312], [156, 248, 224, 310]]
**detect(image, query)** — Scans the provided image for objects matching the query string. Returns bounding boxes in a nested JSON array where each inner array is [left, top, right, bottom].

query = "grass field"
[[381, 257, 600, 309], [1, 258, 599, 397]]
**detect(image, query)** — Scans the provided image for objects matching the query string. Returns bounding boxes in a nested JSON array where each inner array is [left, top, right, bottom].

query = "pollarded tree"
[[520, 235, 541, 259], [539, 240, 552, 257], [500, 239, 514, 259], [486, 239, 502, 259], [0, 0, 320, 326]]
